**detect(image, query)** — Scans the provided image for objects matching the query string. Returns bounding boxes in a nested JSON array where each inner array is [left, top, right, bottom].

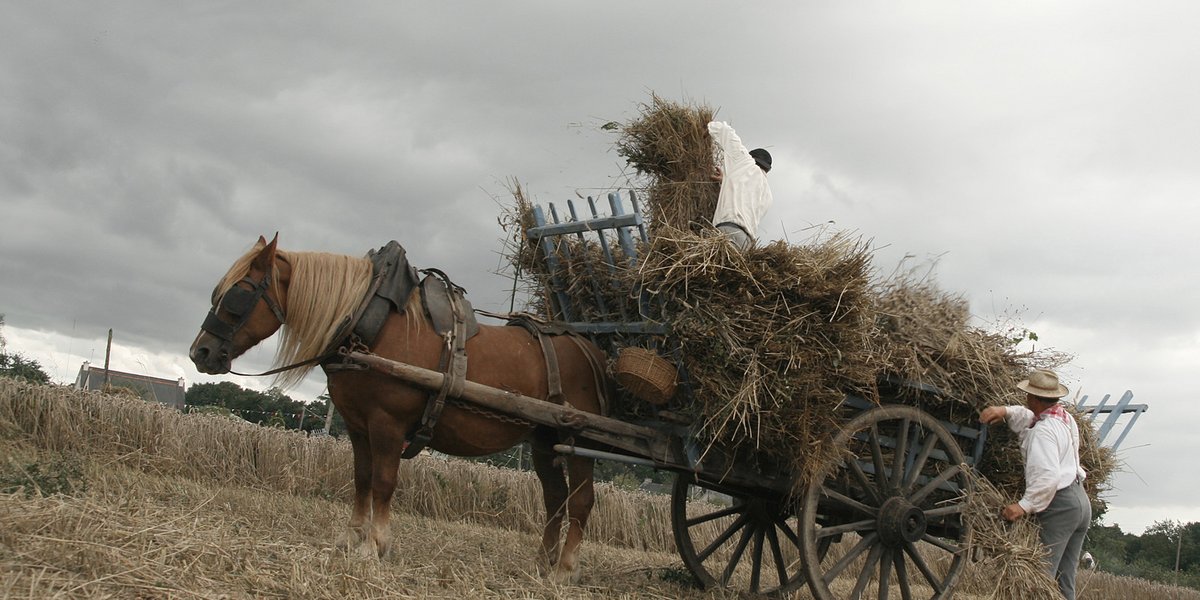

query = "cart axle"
[[553, 443, 672, 469]]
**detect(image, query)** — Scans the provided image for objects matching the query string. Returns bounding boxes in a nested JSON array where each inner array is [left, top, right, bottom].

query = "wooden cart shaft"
[[347, 350, 683, 467]]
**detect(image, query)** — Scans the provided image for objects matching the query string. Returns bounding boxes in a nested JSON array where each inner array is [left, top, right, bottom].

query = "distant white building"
[[74, 361, 186, 410]]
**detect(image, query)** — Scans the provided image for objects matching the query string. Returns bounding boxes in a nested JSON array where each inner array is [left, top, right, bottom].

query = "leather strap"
[[401, 269, 469, 459], [536, 330, 564, 406]]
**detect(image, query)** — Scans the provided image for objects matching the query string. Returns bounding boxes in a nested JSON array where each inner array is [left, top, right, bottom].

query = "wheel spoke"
[[773, 514, 801, 547], [851, 543, 885, 599], [920, 533, 960, 555], [894, 550, 913, 600], [766, 522, 791, 589], [823, 487, 878, 518], [823, 532, 879, 584], [902, 433, 939, 490], [924, 502, 966, 529], [698, 512, 750, 561], [687, 503, 743, 528], [750, 526, 766, 592], [848, 457, 882, 506], [923, 503, 965, 518], [902, 541, 944, 593], [877, 548, 892, 600], [720, 519, 756, 585], [815, 518, 876, 538], [869, 425, 891, 493], [892, 418, 911, 484], [909, 464, 962, 505]]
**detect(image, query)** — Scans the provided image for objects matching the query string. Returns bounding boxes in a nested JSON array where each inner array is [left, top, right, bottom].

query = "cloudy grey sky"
[[2, 2, 1197, 534]]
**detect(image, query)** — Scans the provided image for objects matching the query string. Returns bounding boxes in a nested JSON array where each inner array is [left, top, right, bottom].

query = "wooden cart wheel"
[[671, 472, 831, 596], [800, 405, 973, 600]]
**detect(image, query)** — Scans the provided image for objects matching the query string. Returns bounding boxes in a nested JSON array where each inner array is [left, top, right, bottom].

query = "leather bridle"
[[198, 258, 339, 378], [201, 267, 287, 343]]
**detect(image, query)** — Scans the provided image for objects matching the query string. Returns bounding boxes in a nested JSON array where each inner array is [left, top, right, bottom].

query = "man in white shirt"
[[708, 121, 772, 251], [980, 369, 1091, 599]]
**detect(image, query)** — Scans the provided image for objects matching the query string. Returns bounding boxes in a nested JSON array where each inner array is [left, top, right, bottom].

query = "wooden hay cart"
[[356, 191, 989, 598]]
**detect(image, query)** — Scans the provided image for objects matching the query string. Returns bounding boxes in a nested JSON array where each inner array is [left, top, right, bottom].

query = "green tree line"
[[184, 381, 345, 436], [0, 315, 51, 385], [1087, 519, 1200, 590]]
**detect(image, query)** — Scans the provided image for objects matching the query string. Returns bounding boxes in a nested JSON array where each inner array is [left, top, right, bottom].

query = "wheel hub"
[[877, 496, 927, 546]]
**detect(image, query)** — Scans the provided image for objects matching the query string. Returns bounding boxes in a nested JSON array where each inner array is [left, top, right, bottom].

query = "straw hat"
[[1017, 369, 1069, 399]]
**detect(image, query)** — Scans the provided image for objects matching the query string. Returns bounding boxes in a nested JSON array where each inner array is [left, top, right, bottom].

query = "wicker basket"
[[613, 347, 678, 405]]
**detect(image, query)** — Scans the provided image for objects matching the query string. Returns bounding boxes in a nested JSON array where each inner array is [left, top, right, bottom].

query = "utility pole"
[[102, 329, 113, 390], [1176, 528, 1184, 587], [323, 394, 335, 435]]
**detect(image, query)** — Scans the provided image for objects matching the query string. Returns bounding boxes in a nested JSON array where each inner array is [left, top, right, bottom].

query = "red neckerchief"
[[1031, 402, 1069, 428]]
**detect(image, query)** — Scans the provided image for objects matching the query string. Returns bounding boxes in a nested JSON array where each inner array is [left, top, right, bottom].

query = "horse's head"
[[190, 234, 289, 374]]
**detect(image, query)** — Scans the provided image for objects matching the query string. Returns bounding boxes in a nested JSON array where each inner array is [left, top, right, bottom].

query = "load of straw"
[[501, 94, 1117, 596], [634, 227, 879, 485]]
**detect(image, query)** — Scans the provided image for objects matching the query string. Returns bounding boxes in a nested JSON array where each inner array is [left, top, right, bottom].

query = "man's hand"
[[980, 406, 1007, 425], [1002, 503, 1027, 522]]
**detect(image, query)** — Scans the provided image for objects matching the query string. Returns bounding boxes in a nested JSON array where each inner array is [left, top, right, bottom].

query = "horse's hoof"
[[355, 540, 377, 559], [550, 565, 581, 585], [334, 528, 365, 551], [536, 553, 560, 578]]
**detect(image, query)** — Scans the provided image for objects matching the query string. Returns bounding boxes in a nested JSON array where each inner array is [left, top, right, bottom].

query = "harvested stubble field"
[[2, 380, 1196, 600]]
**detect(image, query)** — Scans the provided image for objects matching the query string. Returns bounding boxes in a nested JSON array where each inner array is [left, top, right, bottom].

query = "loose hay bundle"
[[960, 469, 1063, 600], [615, 93, 720, 233], [871, 274, 1070, 412]]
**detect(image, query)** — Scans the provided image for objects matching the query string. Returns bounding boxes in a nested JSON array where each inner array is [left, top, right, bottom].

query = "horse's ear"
[[257, 235, 268, 246], [251, 234, 278, 272]]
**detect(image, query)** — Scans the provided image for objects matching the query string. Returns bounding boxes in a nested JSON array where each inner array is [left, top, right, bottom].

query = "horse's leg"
[[530, 436, 568, 576], [363, 420, 405, 559], [554, 454, 595, 584], [336, 427, 373, 553]]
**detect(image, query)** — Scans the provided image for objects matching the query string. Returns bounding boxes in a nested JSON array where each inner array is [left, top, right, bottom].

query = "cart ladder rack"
[[526, 190, 666, 337], [1076, 390, 1147, 451]]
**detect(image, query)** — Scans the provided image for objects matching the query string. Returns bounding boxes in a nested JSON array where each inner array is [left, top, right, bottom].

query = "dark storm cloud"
[[2, 1, 1198, 531]]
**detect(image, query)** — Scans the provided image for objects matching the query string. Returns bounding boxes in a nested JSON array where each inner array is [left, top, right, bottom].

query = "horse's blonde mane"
[[215, 245, 373, 389]]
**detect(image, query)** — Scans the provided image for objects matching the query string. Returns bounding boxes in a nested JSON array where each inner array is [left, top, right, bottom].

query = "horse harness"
[[325, 241, 592, 459]]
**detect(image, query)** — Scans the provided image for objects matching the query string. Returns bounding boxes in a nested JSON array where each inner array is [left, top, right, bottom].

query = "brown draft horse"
[[189, 235, 607, 582]]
